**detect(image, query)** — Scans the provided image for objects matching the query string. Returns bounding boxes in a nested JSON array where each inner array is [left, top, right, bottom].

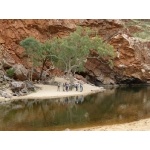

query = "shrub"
[[6, 68, 15, 78]]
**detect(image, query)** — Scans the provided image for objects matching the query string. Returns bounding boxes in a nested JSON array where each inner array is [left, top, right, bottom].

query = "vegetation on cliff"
[[124, 19, 150, 41], [20, 37, 58, 81], [20, 26, 115, 82]]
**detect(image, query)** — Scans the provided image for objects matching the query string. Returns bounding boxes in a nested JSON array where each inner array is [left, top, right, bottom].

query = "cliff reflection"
[[0, 86, 150, 130]]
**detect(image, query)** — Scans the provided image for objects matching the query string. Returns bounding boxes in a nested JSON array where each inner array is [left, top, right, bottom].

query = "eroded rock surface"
[[0, 19, 150, 84]]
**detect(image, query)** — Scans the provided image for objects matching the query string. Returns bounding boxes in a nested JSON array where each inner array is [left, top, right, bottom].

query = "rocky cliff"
[[0, 19, 150, 84]]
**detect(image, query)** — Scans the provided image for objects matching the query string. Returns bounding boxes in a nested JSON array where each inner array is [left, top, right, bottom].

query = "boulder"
[[24, 80, 36, 91], [3, 75, 12, 81], [102, 77, 115, 85], [12, 64, 28, 81], [1, 58, 14, 69], [1, 51, 15, 69], [74, 74, 87, 83], [31, 69, 40, 80], [41, 70, 49, 80], [0, 70, 4, 78], [10, 81, 26, 93], [0, 90, 12, 98]]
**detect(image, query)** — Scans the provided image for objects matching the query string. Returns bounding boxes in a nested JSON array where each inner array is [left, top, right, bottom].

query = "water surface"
[[0, 86, 150, 130]]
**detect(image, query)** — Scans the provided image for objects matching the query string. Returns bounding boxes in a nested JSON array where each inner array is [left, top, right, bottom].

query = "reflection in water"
[[0, 86, 150, 130]]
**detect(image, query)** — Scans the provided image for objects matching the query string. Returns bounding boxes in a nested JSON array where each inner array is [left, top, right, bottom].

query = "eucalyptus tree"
[[20, 37, 58, 81], [55, 27, 115, 81], [20, 37, 41, 81], [20, 27, 115, 82], [39, 38, 59, 80]]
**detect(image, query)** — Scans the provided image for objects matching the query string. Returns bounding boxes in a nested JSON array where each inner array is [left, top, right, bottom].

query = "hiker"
[[75, 83, 79, 91], [63, 83, 66, 91], [65, 82, 69, 92], [80, 83, 83, 92], [57, 82, 60, 91]]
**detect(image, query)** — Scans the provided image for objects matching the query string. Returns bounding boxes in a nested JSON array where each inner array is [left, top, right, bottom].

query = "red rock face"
[[0, 19, 150, 84], [83, 20, 150, 84], [0, 19, 79, 65]]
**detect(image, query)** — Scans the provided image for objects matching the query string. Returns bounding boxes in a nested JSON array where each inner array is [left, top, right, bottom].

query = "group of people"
[[57, 82, 83, 92]]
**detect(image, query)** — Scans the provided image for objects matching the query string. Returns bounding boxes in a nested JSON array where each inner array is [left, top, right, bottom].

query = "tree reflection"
[[0, 86, 150, 130]]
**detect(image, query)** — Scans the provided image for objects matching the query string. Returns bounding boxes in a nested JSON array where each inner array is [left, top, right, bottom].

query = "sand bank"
[[0, 77, 105, 102], [75, 118, 150, 131]]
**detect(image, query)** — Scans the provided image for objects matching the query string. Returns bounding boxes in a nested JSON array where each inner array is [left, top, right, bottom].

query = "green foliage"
[[124, 20, 150, 41], [6, 68, 15, 78], [134, 31, 150, 41], [57, 27, 91, 72], [20, 37, 59, 80], [44, 38, 60, 62], [20, 37, 41, 51], [90, 36, 115, 58], [20, 27, 115, 79], [20, 36, 59, 67], [20, 37, 42, 67], [132, 20, 150, 41], [55, 26, 115, 73]]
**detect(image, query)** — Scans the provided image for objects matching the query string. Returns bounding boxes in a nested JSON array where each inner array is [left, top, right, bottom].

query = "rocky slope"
[[0, 19, 150, 84]]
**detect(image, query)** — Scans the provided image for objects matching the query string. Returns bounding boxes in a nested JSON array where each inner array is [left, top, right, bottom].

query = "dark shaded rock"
[[10, 81, 26, 93], [24, 81, 36, 91], [12, 64, 28, 81], [74, 74, 87, 83], [0, 90, 12, 98]]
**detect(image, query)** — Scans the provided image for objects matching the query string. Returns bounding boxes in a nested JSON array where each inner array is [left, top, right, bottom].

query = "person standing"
[[63, 83, 65, 91], [80, 83, 83, 92], [57, 82, 60, 91], [66, 82, 69, 92], [75, 83, 78, 91]]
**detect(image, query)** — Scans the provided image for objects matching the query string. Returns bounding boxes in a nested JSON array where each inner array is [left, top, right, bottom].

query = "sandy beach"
[[0, 77, 105, 101], [74, 118, 150, 131]]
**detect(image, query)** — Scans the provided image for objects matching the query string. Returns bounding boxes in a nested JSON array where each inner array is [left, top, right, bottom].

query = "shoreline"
[[74, 117, 150, 131], [1, 77, 150, 130], [0, 77, 105, 102]]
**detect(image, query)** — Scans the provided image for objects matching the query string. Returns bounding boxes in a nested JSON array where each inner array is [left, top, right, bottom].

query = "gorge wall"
[[0, 19, 150, 84]]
